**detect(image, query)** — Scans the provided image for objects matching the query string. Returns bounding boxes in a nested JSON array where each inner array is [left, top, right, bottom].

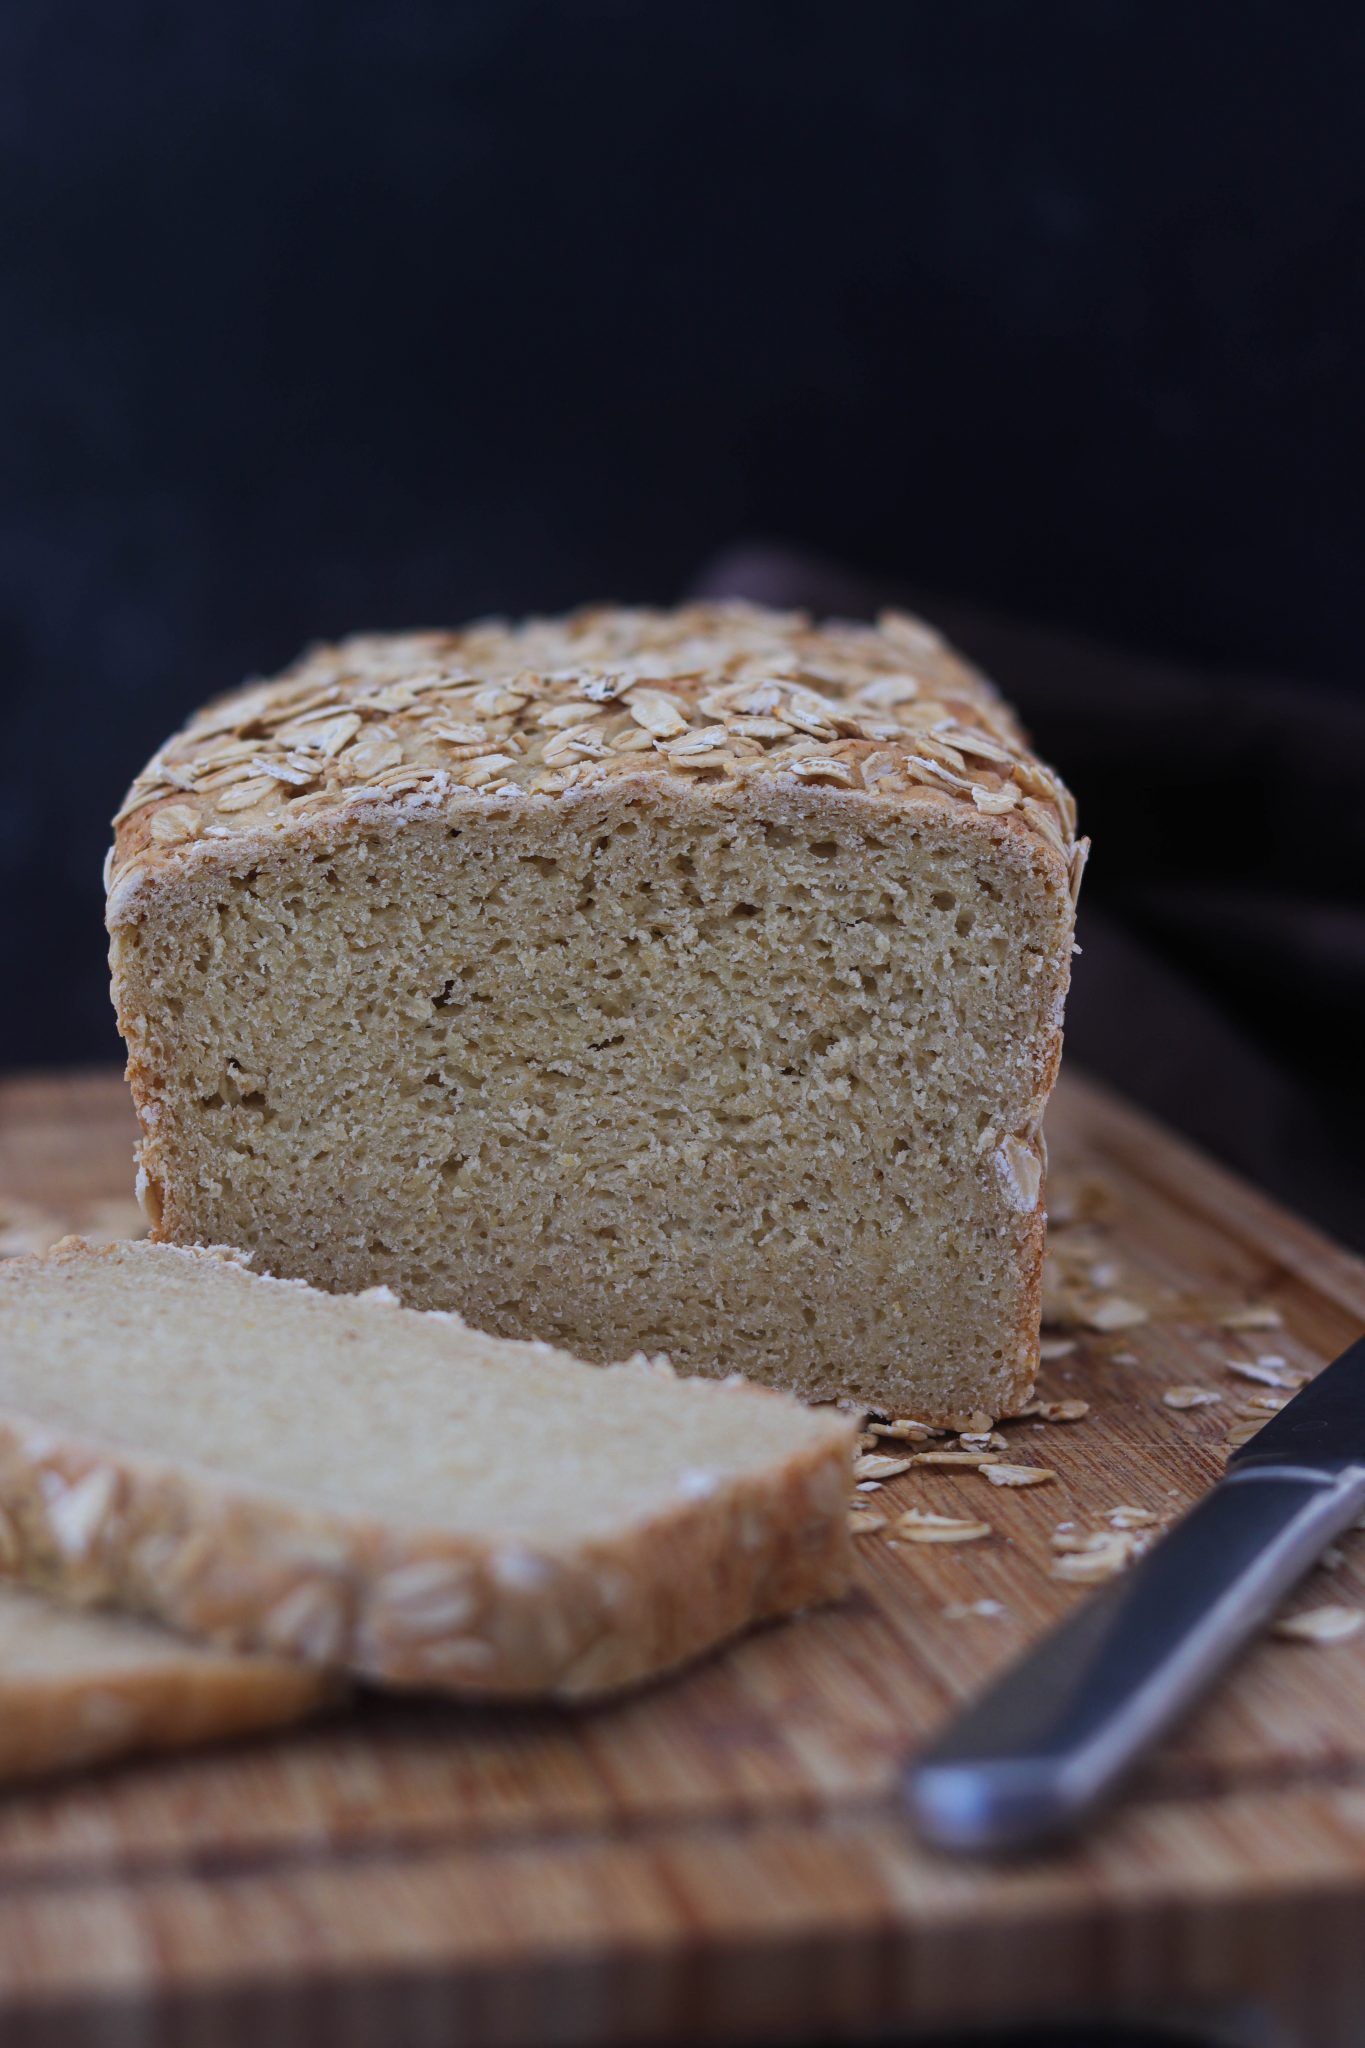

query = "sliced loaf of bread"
[[0, 1582, 334, 1782], [0, 1239, 854, 1698], [106, 603, 1084, 1426]]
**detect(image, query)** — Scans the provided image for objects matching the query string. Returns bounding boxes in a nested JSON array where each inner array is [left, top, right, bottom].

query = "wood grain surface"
[[2, 1066, 1365, 2047]]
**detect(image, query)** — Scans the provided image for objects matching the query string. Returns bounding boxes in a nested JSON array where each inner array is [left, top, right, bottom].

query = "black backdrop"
[[4, 1, 1364, 1232]]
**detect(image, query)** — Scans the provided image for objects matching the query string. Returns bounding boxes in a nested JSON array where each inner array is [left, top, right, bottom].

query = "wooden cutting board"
[[2, 1068, 1365, 2048]]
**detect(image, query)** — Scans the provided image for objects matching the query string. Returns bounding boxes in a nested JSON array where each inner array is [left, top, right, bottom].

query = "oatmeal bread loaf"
[[106, 602, 1084, 1424], [0, 1582, 335, 1783], [0, 1240, 854, 1698]]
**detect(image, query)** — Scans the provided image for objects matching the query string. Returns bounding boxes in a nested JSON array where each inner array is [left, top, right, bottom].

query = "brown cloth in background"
[[692, 545, 1365, 1251]]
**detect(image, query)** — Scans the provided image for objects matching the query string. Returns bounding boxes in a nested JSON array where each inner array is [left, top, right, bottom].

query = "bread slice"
[[106, 603, 1084, 1424], [0, 1582, 334, 1783], [0, 1240, 854, 1697]]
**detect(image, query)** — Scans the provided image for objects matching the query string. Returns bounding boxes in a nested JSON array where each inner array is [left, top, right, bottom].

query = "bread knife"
[[906, 1330, 1365, 1853]]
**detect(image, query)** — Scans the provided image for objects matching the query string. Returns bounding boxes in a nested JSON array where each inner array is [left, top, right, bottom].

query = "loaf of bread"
[[0, 1582, 334, 1783], [0, 1240, 854, 1697], [107, 603, 1083, 1424]]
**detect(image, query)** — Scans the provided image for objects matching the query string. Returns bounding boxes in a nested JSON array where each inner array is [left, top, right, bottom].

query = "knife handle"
[[906, 1464, 1365, 1854]]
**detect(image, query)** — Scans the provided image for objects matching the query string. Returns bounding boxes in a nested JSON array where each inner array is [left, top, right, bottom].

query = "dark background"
[[4, 1, 1364, 1237]]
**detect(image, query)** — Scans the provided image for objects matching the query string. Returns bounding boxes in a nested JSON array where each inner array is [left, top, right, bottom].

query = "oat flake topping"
[[107, 602, 1082, 898]]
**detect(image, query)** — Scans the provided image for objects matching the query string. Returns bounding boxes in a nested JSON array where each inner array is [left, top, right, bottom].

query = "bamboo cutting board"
[[2, 1068, 1365, 2048]]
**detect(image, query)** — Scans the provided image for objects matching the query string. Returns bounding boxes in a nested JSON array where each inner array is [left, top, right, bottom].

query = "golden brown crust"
[[0, 1593, 336, 1783], [0, 1240, 856, 1699], [104, 603, 1085, 924]]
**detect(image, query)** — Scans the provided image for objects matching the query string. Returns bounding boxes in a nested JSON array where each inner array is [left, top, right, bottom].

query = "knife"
[[905, 1330, 1365, 1854]]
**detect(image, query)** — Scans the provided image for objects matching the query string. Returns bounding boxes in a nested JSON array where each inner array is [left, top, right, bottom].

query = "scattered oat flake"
[[848, 1511, 887, 1536], [1052, 1537, 1134, 1583], [1225, 1358, 1299, 1389], [1241, 1392, 1290, 1416], [867, 1418, 942, 1442], [853, 1454, 914, 1481], [1108, 1506, 1159, 1530], [913, 1450, 1001, 1467], [943, 1598, 1006, 1621], [1034, 1399, 1089, 1424], [1163, 1386, 1222, 1410], [982, 1464, 1056, 1488], [1038, 1337, 1077, 1362], [896, 1511, 992, 1545], [1111, 1352, 1140, 1366], [1220, 1304, 1283, 1331], [1273, 1605, 1363, 1645], [855, 1480, 884, 1493], [1084, 1296, 1150, 1333]]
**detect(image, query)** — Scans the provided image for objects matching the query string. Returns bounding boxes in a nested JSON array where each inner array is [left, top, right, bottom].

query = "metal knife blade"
[[1228, 1336, 1365, 1471], [905, 1330, 1365, 1855]]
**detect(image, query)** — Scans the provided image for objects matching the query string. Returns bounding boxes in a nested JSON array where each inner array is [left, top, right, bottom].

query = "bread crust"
[[0, 1241, 856, 1700], [0, 1587, 336, 1783], [104, 603, 1084, 919]]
